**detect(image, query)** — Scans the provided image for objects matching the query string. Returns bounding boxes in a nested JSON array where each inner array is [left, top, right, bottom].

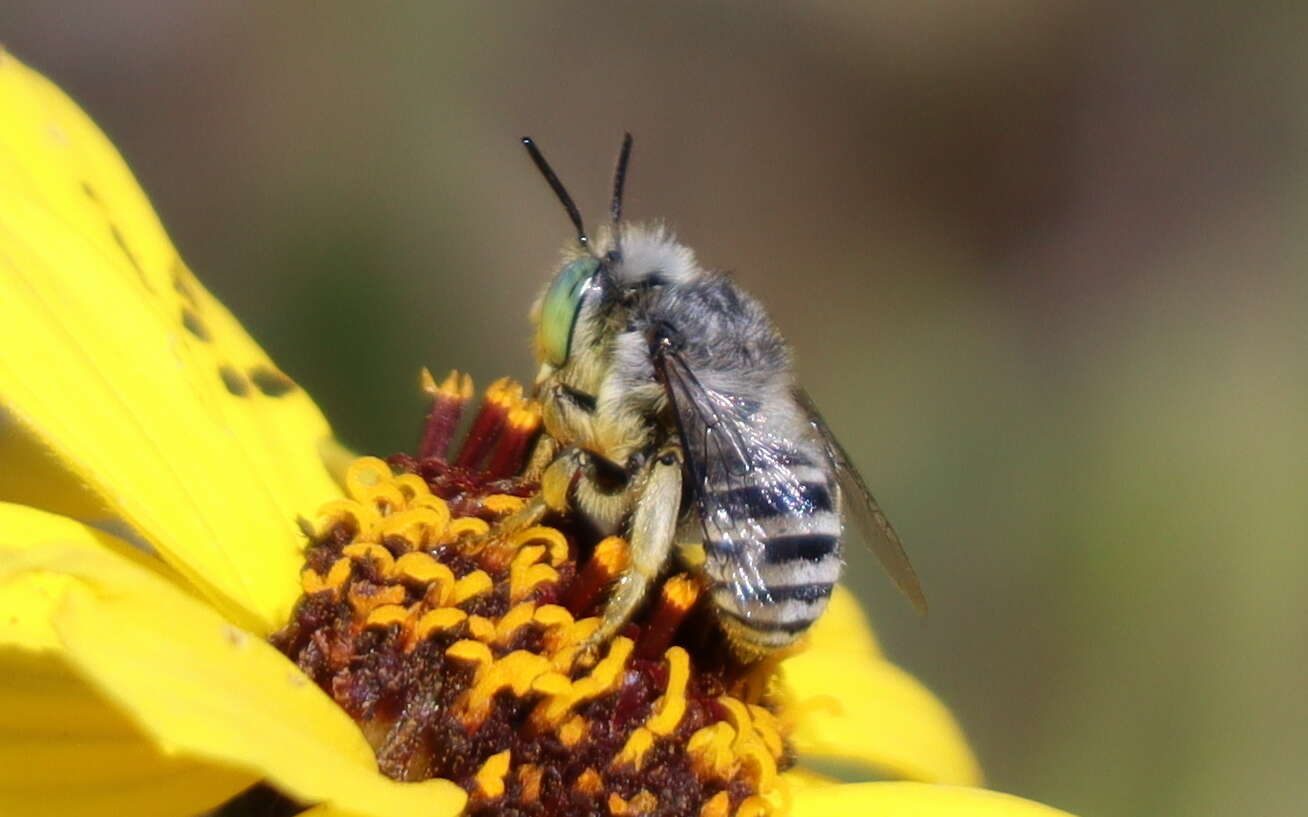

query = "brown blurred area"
[[4, 3, 1305, 815]]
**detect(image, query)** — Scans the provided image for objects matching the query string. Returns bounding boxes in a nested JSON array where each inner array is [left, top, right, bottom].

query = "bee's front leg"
[[579, 444, 683, 657], [489, 444, 582, 539], [522, 432, 560, 482]]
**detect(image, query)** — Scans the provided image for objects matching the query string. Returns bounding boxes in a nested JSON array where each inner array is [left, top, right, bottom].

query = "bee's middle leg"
[[581, 445, 683, 654]]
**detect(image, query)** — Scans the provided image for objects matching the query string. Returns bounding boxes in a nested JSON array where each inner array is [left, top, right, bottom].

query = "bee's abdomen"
[[702, 474, 843, 657]]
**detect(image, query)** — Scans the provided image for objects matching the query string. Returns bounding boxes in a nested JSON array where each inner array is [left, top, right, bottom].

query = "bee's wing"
[[652, 335, 822, 611], [794, 387, 928, 614]]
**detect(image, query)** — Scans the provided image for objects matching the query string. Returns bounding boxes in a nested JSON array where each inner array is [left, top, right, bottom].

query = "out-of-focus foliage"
[[2, 3, 1303, 816]]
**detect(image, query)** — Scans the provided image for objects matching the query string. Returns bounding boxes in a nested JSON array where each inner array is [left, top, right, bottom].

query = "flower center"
[[273, 372, 792, 817]]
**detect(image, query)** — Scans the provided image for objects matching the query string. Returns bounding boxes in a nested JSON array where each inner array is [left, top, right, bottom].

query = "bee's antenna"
[[610, 132, 634, 225], [521, 137, 589, 249]]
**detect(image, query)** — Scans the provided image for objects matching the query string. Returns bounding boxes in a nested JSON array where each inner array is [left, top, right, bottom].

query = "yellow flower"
[[0, 50, 1075, 817]]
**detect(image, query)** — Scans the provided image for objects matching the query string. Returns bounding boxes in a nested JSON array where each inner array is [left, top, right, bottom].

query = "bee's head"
[[532, 251, 606, 375], [521, 134, 634, 382]]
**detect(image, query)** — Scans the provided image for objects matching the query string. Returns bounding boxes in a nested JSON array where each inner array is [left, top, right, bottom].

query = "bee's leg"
[[488, 446, 582, 539], [580, 445, 683, 656], [522, 432, 560, 482]]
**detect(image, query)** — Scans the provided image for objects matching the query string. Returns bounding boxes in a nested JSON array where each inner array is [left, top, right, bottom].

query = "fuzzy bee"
[[492, 135, 926, 660]]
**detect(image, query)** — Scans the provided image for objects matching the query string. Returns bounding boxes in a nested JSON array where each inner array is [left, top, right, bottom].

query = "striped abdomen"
[[701, 454, 843, 658]]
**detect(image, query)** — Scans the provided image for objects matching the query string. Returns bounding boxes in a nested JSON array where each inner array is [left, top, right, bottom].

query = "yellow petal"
[[0, 504, 466, 817], [790, 782, 1078, 817], [0, 51, 342, 633], [0, 504, 252, 817], [782, 586, 982, 785], [0, 649, 254, 817]]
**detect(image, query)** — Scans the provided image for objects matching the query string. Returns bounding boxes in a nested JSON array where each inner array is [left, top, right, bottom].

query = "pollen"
[[273, 377, 796, 817]]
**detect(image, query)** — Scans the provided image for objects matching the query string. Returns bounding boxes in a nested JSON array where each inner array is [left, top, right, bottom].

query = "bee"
[[492, 134, 926, 660]]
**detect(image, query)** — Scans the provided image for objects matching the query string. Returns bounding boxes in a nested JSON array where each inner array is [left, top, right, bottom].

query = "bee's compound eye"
[[539, 257, 600, 366]]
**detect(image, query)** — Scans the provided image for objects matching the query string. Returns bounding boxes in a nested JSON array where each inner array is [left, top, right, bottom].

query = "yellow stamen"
[[557, 712, 587, 747], [533, 636, 634, 728], [412, 607, 467, 642], [315, 498, 381, 541], [700, 791, 731, 817], [345, 456, 392, 501], [517, 764, 543, 804], [747, 704, 784, 759], [645, 646, 690, 736], [612, 727, 655, 770], [506, 405, 541, 434], [346, 582, 406, 617], [547, 617, 603, 671], [594, 535, 630, 574], [662, 573, 701, 611], [510, 551, 560, 603], [357, 481, 407, 515], [482, 493, 527, 515], [734, 796, 770, 817], [463, 650, 553, 727], [717, 696, 780, 791], [687, 722, 738, 781], [452, 570, 493, 605], [445, 639, 493, 678], [494, 601, 538, 645], [392, 472, 433, 502], [509, 526, 570, 564], [466, 615, 496, 642], [364, 604, 411, 629], [419, 366, 440, 398], [737, 743, 778, 793], [379, 505, 449, 548], [394, 552, 456, 603], [533, 604, 574, 629], [473, 749, 511, 799], [342, 543, 396, 576], [629, 791, 658, 815], [320, 557, 353, 592], [574, 768, 603, 796], [445, 517, 490, 542]]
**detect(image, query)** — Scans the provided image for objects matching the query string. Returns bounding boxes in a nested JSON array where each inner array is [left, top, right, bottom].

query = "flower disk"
[[273, 376, 791, 817]]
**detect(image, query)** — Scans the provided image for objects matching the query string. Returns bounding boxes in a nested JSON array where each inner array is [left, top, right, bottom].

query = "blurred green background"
[[4, 3, 1305, 816]]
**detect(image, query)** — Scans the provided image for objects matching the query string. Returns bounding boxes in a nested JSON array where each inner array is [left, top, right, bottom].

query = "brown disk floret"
[[273, 373, 792, 817]]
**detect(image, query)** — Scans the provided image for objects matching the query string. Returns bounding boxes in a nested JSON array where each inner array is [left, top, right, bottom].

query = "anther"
[[574, 768, 603, 796], [462, 650, 553, 728], [484, 402, 541, 479], [517, 764, 543, 804], [482, 493, 527, 515], [412, 608, 467, 644], [612, 726, 655, 770], [472, 749, 511, 799], [700, 791, 732, 817], [566, 536, 630, 616], [346, 582, 406, 619], [687, 722, 738, 781], [636, 573, 701, 659], [452, 570, 493, 605], [364, 604, 411, 630], [419, 368, 473, 460], [645, 646, 691, 735], [455, 377, 520, 469]]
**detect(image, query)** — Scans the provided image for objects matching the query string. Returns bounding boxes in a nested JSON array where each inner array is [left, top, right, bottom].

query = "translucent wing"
[[794, 387, 927, 614], [0, 52, 342, 632], [652, 333, 825, 612]]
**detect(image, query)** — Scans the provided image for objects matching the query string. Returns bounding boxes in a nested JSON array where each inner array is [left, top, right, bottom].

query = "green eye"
[[539, 257, 600, 366]]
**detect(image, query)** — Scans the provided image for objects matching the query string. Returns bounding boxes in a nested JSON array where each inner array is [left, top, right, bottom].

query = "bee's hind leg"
[[579, 445, 683, 659]]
